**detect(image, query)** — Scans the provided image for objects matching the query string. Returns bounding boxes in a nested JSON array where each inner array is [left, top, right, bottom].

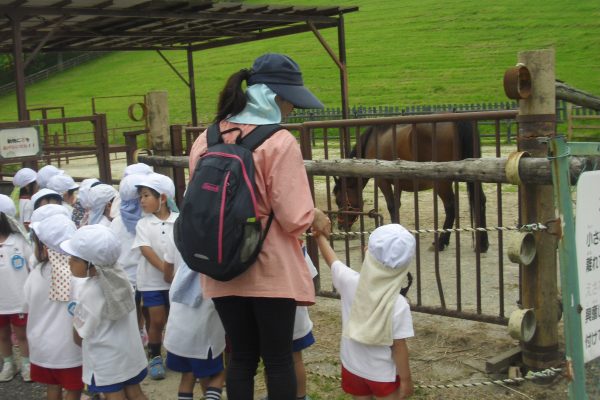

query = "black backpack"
[[174, 123, 279, 281]]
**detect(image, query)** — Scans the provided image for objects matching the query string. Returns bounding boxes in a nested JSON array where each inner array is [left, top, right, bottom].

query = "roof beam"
[[0, 6, 338, 24]]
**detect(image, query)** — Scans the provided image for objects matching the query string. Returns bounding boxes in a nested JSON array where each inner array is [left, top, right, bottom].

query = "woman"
[[188, 53, 327, 400]]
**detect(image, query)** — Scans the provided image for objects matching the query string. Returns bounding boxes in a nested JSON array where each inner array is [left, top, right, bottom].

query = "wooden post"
[[517, 49, 561, 369], [146, 91, 172, 177]]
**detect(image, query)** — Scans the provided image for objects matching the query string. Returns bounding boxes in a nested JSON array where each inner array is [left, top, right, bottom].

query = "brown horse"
[[333, 121, 489, 252]]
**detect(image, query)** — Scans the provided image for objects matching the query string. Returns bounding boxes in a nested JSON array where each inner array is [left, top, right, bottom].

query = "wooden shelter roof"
[[0, 0, 358, 52]]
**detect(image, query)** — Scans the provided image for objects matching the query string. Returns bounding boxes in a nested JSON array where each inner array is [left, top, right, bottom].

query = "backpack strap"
[[206, 123, 221, 147], [239, 124, 282, 151]]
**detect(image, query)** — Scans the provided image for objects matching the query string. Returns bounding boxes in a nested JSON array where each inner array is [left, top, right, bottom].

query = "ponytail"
[[214, 68, 252, 123]]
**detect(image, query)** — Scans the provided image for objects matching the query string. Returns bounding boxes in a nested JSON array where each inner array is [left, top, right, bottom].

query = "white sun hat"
[[135, 173, 175, 199], [123, 163, 153, 177], [29, 204, 70, 225], [31, 188, 63, 209], [47, 174, 79, 194], [0, 194, 16, 217], [13, 168, 37, 188], [60, 224, 121, 267], [368, 223, 416, 271], [31, 214, 77, 253], [119, 173, 146, 201], [36, 165, 64, 189]]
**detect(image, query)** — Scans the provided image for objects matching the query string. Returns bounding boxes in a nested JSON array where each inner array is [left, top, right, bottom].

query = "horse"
[[332, 121, 489, 252]]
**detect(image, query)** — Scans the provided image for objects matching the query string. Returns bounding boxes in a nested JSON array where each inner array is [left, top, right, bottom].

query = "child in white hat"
[[109, 174, 147, 346], [12, 167, 38, 228], [24, 209, 84, 398], [47, 174, 79, 214], [132, 172, 179, 380], [0, 194, 33, 383], [36, 165, 64, 190], [71, 178, 99, 228], [60, 225, 148, 399], [86, 184, 118, 226], [312, 211, 415, 400], [163, 245, 226, 400]]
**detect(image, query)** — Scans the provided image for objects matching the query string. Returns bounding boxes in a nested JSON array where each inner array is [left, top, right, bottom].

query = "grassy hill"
[[0, 0, 598, 126]]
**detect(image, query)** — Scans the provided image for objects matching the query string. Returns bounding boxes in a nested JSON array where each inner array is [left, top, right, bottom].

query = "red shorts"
[[341, 366, 400, 397], [30, 364, 84, 391], [0, 313, 27, 327]]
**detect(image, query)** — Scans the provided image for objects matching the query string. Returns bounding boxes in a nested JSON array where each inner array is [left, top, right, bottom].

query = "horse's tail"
[[458, 120, 489, 252]]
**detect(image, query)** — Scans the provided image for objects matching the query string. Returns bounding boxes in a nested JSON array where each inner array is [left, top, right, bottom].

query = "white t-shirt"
[[293, 248, 317, 340], [132, 212, 179, 291], [0, 233, 32, 314], [23, 261, 84, 369], [19, 198, 32, 225], [331, 260, 414, 382], [110, 216, 141, 287], [73, 277, 147, 386], [164, 244, 224, 359]]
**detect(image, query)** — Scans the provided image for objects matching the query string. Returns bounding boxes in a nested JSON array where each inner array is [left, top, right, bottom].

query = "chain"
[[307, 367, 562, 390], [305, 223, 547, 238]]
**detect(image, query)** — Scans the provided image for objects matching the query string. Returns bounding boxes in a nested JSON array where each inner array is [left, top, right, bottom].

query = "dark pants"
[[213, 296, 297, 400]]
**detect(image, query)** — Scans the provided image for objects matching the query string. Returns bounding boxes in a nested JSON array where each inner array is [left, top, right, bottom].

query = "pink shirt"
[[189, 121, 315, 305]]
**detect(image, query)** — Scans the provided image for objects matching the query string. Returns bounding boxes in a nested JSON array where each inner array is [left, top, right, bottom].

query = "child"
[[163, 247, 226, 400], [109, 174, 147, 345], [132, 173, 179, 380], [47, 174, 79, 214], [61, 225, 148, 400], [12, 167, 38, 228], [72, 178, 100, 228], [31, 189, 64, 210], [25, 210, 84, 399], [0, 194, 32, 382], [36, 165, 64, 190], [312, 211, 416, 400], [87, 184, 117, 226]]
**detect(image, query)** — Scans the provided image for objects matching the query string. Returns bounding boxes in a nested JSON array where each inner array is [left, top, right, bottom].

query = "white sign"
[[0, 127, 40, 159], [576, 170, 600, 363]]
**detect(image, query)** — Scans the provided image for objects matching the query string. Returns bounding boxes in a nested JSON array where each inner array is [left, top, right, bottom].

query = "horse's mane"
[[347, 125, 380, 159]]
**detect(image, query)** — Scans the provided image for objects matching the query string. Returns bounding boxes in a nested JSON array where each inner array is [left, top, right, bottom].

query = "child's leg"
[[103, 390, 127, 400], [146, 305, 167, 356], [63, 388, 82, 400], [199, 370, 225, 400], [177, 372, 195, 399], [293, 351, 307, 399], [0, 323, 12, 358], [12, 324, 28, 357], [123, 383, 148, 400], [46, 384, 62, 400]]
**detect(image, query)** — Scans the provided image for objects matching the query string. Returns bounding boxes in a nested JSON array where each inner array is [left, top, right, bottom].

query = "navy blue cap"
[[247, 53, 324, 109]]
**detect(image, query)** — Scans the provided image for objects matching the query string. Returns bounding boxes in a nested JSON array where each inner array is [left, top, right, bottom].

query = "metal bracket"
[[545, 218, 563, 238]]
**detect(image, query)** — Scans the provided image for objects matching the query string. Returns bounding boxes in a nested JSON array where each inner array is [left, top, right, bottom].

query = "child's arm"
[[311, 208, 338, 268], [392, 338, 414, 399], [314, 235, 339, 268], [163, 261, 175, 283], [140, 246, 164, 272], [73, 327, 83, 347]]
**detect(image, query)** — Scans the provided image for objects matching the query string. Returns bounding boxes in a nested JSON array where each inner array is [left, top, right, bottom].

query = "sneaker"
[[148, 356, 165, 380], [0, 361, 18, 382], [21, 362, 31, 382]]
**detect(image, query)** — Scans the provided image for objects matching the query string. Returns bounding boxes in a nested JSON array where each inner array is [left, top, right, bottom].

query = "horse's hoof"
[[428, 242, 448, 252]]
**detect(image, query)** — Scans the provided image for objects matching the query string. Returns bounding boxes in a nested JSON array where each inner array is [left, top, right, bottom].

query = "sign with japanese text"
[[576, 170, 600, 363], [0, 127, 41, 159]]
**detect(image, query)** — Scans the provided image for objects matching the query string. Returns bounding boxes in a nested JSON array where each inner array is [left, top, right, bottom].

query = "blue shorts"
[[140, 290, 170, 308], [88, 368, 147, 393], [293, 331, 315, 352], [166, 350, 224, 378]]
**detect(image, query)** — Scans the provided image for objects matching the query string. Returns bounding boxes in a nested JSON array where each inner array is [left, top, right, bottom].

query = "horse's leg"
[[468, 181, 489, 253], [437, 183, 455, 251], [379, 179, 399, 224]]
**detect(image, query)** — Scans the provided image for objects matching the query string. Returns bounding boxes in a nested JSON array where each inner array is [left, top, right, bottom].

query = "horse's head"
[[333, 176, 361, 230]]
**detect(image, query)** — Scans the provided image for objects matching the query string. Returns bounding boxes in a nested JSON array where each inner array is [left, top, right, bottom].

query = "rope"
[[307, 367, 562, 390], [305, 223, 548, 238]]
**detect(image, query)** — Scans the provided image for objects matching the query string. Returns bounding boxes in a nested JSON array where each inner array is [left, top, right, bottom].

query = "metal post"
[[549, 136, 587, 399], [187, 48, 198, 126], [10, 13, 27, 121], [517, 49, 560, 368]]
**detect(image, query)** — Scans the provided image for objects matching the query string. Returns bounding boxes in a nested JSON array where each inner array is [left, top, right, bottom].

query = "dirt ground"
[[1, 152, 576, 399]]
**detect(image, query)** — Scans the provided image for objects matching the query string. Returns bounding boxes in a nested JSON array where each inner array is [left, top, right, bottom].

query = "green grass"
[[0, 0, 598, 129]]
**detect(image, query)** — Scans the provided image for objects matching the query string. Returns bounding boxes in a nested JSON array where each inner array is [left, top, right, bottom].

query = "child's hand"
[[312, 208, 331, 238]]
